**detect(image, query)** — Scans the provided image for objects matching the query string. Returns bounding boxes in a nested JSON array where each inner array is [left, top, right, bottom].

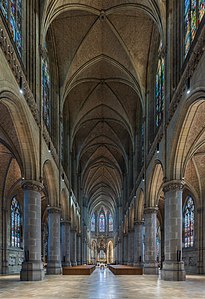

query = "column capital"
[[22, 180, 43, 192], [144, 206, 158, 214], [163, 180, 184, 193], [47, 206, 61, 214], [60, 219, 71, 225], [134, 219, 144, 225]]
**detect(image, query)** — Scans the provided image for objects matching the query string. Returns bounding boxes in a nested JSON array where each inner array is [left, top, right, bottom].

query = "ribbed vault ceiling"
[[43, 0, 163, 214]]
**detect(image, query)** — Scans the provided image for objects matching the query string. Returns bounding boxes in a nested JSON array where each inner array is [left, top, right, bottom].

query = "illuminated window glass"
[[60, 120, 63, 162], [91, 213, 95, 232], [184, 0, 205, 57], [184, 196, 195, 248], [42, 49, 51, 130], [155, 57, 165, 127], [11, 197, 21, 248], [156, 225, 161, 261], [99, 212, 105, 233], [141, 123, 144, 164], [0, 0, 22, 55], [109, 213, 113, 232]]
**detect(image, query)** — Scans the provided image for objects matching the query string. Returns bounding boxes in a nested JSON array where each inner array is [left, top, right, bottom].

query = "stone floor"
[[0, 268, 205, 299]]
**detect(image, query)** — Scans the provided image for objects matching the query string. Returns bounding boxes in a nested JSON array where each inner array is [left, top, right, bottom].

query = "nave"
[[0, 268, 204, 299]]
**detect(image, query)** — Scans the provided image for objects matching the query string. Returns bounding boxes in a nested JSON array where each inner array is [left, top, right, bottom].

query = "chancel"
[[0, 0, 205, 298]]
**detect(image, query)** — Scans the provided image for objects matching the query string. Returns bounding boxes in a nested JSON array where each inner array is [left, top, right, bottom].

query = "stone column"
[[61, 220, 71, 267], [197, 207, 205, 274], [82, 238, 87, 264], [70, 229, 77, 265], [127, 229, 134, 265], [20, 180, 44, 281], [162, 181, 186, 281], [133, 220, 144, 267], [47, 207, 62, 274], [118, 237, 122, 264], [144, 207, 158, 274], [82, 224, 87, 264], [77, 233, 82, 265], [123, 233, 128, 264]]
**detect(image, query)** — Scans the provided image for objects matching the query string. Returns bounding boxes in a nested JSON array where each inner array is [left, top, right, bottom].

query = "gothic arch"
[[169, 93, 205, 180], [60, 189, 69, 220], [0, 91, 39, 180], [136, 189, 145, 221], [148, 161, 164, 207], [43, 160, 58, 206]]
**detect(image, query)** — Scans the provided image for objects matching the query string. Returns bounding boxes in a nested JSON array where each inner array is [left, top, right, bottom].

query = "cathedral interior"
[[0, 0, 205, 298]]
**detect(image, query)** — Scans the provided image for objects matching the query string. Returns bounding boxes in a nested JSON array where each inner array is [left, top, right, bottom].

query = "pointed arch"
[[43, 160, 58, 206], [148, 161, 164, 206]]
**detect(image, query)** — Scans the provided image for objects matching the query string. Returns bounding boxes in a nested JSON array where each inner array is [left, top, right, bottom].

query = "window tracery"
[[11, 197, 22, 248], [184, 196, 195, 248], [0, 0, 22, 55], [184, 0, 205, 56], [155, 56, 165, 127]]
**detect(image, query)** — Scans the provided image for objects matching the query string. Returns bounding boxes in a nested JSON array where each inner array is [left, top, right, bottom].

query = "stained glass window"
[[156, 225, 161, 262], [184, 196, 194, 248], [109, 213, 113, 232], [0, 0, 22, 55], [199, 0, 205, 21], [99, 212, 105, 233], [91, 213, 95, 232], [141, 123, 144, 164], [184, 0, 205, 57], [155, 57, 165, 127], [42, 51, 51, 130], [11, 197, 21, 248], [60, 120, 63, 162]]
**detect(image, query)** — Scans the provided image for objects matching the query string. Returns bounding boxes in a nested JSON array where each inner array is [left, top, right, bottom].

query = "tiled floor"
[[0, 268, 204, 299]]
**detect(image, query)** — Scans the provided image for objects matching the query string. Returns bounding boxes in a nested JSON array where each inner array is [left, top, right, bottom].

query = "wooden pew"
[[108, 265, 143, 275], [63, 265, 96, 275]]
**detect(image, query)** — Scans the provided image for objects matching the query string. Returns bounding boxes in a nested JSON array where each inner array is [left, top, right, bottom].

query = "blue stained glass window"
[[155, 57, 165, 127], [99, 212, 105, 233], [109, 213, 113, 232], [0, 0, 22, 55], [91, 213, 95, 232], [11, 197, 21, 248], [42, 52, 51, 130], [184, 196, 195, 248], [184, 0, 205, 57]]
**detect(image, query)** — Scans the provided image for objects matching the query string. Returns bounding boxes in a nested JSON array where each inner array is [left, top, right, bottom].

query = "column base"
[[127, 262, 133, 266], [20, 261, 45, 281], [47, 261, 62, 275], [133, 262, 143, 268], [62, 261, 71, 267], [144, 262, 159, 275], [71, 261, 77, 266], [161, 261, 186, 281], [77, 261, 81, 265]]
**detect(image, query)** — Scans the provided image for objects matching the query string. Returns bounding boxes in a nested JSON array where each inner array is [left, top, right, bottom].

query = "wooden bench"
[[62, 265, 96, 275], [108, 265, 143, 275]]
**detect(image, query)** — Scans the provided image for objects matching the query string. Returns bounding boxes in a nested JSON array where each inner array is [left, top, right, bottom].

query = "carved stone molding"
[[21, 180, 43, 192], [163, 180, 184, 193], [169, 23, 205, 119], [144, 207, 158, 214], [60, 219, 71, 225], [134, 220, 144, 226]]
